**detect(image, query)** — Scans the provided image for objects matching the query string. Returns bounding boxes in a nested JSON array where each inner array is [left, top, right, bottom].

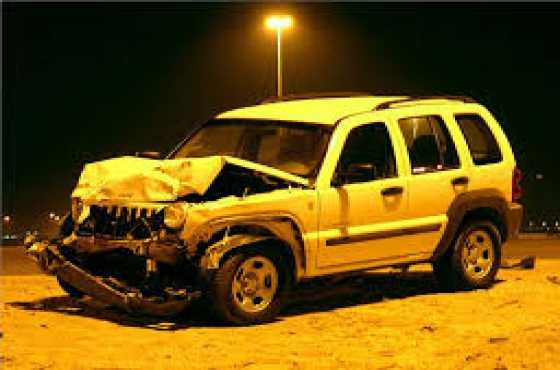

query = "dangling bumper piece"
[[25, 242, 200, 317]]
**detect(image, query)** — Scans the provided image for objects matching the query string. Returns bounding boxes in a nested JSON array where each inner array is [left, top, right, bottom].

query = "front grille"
[[78, 205, 164, 239]]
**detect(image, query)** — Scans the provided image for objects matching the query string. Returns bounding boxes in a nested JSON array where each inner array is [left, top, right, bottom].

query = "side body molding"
[[431, 189, 510, 261]]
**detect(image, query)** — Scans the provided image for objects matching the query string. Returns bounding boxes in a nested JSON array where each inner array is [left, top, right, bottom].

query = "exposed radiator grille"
[[78, 205, 164, 239]]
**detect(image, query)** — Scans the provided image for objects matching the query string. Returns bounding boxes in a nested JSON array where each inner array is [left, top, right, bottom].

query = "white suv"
[[27, 94, 523, 324]]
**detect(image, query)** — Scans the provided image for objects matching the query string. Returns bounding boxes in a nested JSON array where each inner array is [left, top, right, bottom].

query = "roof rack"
[[374, 95, 477, 110], [260, 91, 372, 104]]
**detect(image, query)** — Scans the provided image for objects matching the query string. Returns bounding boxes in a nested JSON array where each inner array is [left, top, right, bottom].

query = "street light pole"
[[276, 27, 282, 97], [266, 15, 293, 98]]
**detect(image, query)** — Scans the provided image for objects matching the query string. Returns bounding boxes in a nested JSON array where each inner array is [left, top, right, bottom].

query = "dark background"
[[4, 3, 560, 234]]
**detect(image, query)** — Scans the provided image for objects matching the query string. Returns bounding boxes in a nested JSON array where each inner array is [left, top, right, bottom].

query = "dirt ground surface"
[[2, 240, 560, 369]]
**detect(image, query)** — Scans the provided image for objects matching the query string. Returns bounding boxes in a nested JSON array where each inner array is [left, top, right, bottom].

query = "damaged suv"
[[27, 94, 523, 324]]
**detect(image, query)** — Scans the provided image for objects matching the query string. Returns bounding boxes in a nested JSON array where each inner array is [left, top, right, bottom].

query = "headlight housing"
[[163, 204, 187, 229]]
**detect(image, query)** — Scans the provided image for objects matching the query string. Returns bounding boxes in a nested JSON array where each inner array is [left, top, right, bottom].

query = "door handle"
[[381, 186, 404, 196], [451, 176, 469, 186]]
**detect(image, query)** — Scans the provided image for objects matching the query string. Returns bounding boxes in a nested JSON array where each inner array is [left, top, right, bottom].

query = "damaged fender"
[[195, 217, 307, 282], [200, 234, 275, 270]]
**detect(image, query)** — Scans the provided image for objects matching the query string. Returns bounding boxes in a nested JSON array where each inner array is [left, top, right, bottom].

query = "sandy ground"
[[1, 241, 560, 369]]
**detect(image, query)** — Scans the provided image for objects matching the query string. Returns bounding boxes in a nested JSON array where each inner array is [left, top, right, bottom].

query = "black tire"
[[57, 275, 85, 298], [209, 248, 286, 325], [433, 220, 502, 291]]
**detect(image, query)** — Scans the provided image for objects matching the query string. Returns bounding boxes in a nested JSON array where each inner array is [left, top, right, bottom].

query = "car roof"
[[216, 96, 408, 125]]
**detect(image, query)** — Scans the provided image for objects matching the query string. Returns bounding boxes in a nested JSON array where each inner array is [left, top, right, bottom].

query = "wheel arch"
[[197, 216, 306, 285], [431, 189, 509, 262], [461, 208, 506, 242]]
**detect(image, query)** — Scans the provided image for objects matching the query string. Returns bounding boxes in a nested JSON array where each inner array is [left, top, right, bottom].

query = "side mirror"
[[332, 163, 376, 186], [135, 151, 162, 159]]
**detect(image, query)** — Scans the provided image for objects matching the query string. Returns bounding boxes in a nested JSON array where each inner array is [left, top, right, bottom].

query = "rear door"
[[394, 113, 469, 251]]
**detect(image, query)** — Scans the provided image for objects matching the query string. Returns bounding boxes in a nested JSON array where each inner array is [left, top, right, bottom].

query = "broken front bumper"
[[25, 242, 200, 317]]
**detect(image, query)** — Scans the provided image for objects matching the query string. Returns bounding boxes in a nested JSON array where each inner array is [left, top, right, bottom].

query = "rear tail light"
[[512, 166, 523, 202]]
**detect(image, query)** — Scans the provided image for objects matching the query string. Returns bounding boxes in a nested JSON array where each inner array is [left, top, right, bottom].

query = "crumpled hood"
[[72, 156, 225, 202], [72, 155, 309, 202]]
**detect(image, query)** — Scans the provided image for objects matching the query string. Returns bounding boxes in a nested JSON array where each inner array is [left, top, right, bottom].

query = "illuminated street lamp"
[[266, 15, 293, 97]]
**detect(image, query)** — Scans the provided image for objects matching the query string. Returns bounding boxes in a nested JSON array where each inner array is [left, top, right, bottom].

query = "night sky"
[[4, 3, 560, 233]]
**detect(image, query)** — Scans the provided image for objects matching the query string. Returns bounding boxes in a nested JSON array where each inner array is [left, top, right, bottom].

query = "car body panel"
[[216, 96, 406, 125]]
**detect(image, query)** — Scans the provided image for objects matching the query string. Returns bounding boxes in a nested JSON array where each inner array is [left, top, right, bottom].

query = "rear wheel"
[[209, 248, 284, 325], [433, 220, 501, 290]]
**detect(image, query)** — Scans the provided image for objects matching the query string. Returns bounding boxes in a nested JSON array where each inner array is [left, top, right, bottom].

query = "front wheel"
[[433, 220, 501, 291], [209, 249, 284, 325]]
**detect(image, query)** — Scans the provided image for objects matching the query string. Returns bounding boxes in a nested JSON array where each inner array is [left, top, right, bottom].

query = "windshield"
[[172, 119, 332, 177]]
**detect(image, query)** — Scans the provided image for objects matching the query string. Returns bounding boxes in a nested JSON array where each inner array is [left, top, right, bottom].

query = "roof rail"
[[260, 91, 372, 104], [374, 95, 477, 110]]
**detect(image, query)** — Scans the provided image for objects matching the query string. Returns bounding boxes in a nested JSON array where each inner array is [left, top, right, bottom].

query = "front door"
[[316, 121, 420, 270]]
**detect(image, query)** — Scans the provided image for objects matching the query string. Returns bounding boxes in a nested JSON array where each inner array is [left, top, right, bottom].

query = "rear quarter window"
[[455, 114, 502, 165]]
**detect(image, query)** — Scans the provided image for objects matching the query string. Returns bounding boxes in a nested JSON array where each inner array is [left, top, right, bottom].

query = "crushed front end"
[[25, 155, 309, 317], [26, 201, 202, 316]]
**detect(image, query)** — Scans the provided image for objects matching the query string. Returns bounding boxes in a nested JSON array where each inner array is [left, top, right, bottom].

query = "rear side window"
[[455, 114, 502, 165], [398, 115, 460, 174]]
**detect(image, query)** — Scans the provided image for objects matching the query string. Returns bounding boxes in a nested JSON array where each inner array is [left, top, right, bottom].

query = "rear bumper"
[[506, 202, 523, 240]]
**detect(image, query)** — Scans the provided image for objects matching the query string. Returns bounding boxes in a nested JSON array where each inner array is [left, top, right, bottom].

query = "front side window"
[[172, 119, 332, 178], [455, 114, 502, 165], [334, 123, 397, 185], [398, 115, 460, 174]]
